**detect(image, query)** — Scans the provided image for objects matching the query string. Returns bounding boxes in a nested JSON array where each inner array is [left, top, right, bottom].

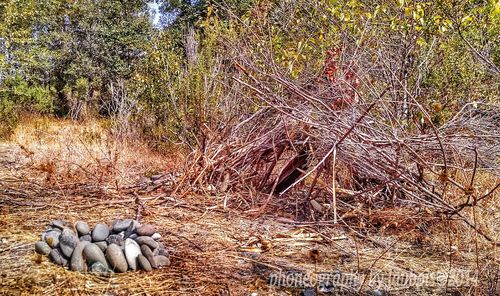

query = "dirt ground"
[[0, 141, 494, 295]]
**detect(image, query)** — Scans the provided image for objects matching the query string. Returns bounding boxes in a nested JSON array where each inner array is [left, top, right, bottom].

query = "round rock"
[[136, 224, 156, 236], [151, 233, 162, 240], [155, 255, 170, 267], [49, 248, 68, 266], [75, 221, 90, 236], [106, 243, 128, 273], [83, 243, 108, 268], [124, 238, 141, 270], [92, 223, 110, 242], [34, 241, 51, 255], [59, 228, 79, 257], [135, 236, 159, 249], [112, 219, 139, 233], [137, 254, 152, 272], [42, 230, 60, 248], [70, 241, 90, 272]]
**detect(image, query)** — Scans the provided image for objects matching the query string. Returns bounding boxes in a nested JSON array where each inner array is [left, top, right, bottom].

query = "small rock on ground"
[[137, 254, 153, 272], [59, 228, 79, 257], [70, 241, 90, 272], [154, 255, 170, 267], [136, 224, 155, 236], [106, 243, 128, 273], [42, 230, 60, 248], [34, 241, 51, 255], [83, 243, 108, 268], [92, 223, 110, 242], [124, 238, 141, 270], [75, 221, 90, 236], [135, 236, 159, 249], [140, 244, 157, 269], [49, 248, 68, 266]]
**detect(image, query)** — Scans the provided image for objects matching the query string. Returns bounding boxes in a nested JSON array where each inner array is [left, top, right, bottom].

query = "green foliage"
[[132, 15, 233, 148], [0, 97, 17, 139], [0, 0, 152, 117], [161, 0, 257, 27], [0, 0, 498, 144], [0, 75, 56, 137], [1, 76, 55, 113]]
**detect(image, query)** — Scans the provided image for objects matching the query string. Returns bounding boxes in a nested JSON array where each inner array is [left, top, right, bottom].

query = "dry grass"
[[11, 116, 178, 188], [1, 118, 499, 295]]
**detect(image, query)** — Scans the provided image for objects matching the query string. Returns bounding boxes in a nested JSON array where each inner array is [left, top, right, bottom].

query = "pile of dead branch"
[[175, 43, 499, 239]]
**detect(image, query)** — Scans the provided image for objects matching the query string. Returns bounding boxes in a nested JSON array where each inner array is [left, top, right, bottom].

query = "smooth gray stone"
[[83, 243, 108, 268], [112, 219, 130, 233], [59, 228, 79, 257], [137, 254, 152, 272], [75, 221, 90, 236], [140, 244, 157, 269], [136, 224, 155, 236], [70, 241, 90, 272], [151, 233, 162, 240], [112, 219, 139, 233], [128, 233, 138, 239], [49, 248, 68, 266], [153, 244, 169, 257], [106, 243, 128, 273], [50, 220, 66, 230], [80, 234, 92, 242], [124, 238, 141, 270], [42, 230, 60, 248], [89, 262, 113, 276], [106, 234, 124, 246], [92, 223, 109, 242], [154, 255, 170, 267], [95, 241, 108, 252], [34, 241, 51, 255], [135, 236, 159, 249]]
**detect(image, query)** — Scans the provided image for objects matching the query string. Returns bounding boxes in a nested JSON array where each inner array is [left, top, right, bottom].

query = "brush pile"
[[34, 219, 170, 275], [176, 46, 500, 229]]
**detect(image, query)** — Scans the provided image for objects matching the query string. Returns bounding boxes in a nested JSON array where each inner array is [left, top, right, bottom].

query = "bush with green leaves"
[[0, 76, 56, 138]]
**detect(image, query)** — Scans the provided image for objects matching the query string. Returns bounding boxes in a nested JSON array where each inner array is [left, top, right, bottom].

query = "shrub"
[[0, 75, 56, 138]]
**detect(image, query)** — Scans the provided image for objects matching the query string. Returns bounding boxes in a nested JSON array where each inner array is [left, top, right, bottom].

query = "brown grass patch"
[[11, 116, 180, 187]]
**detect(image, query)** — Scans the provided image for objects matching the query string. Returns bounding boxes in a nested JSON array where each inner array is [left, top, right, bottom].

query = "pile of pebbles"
[[34, 219, 170, 275]]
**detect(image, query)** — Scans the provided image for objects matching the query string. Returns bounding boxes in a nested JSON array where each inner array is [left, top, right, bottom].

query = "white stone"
[[124, 238, 141, 270]]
